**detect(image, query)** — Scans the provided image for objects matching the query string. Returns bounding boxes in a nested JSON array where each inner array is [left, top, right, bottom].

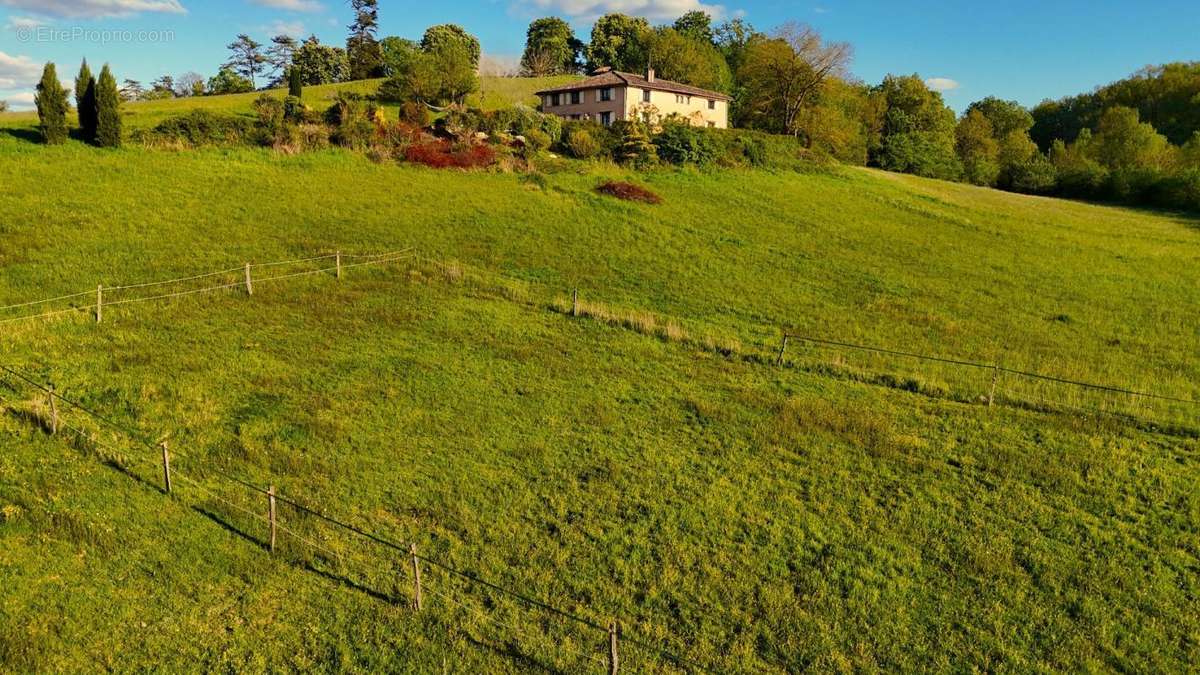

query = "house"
[[536, 67, 731, 129]]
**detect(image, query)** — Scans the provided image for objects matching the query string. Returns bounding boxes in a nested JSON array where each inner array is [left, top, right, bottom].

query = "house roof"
[[536, 69, 732, 102]]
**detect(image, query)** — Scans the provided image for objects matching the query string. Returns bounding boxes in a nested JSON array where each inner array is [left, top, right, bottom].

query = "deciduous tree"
[[674, 10, 714, 44], [421, 24, 480, 69], [521, 17, 582, 76], [586, 13, 650, 72], [737, 22, 852, 136]]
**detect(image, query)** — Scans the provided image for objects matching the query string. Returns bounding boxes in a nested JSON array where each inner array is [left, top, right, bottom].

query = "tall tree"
[[267, 35, 300, 85], [955, 109, 1000, 185], [149, 75, 175, 99], [673, 10, 714, 44], [346, 0, 384, 80], [586, 13, 651, 72], [737, 22, 852, 136], [965, 97, 1033, 139], [714, 18, 758, 74], [869, 74, 961, 180], [381, 37, 421, 78], [520, 17, 582, 76], [120, 79, 145, 102], [95, 64, 121, 148], [34, 63, 69, 145], [293, 35, 350, 85], [207, 67, 254, 95], [288, 66, 304, 98], [646, 28, 732, 93], [75, 59, 98, 142], [225, 34, 267, 88], [175, 72, 206, 97], [1091, 106, 1171, 169], [421, 24, 480, 69]]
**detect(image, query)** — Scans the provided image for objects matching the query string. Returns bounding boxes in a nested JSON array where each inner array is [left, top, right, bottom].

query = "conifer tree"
[[75, 59, 98, 142], [288, 66, 303, 98], [34, 63, 69, 145], [95, 64, 122, 148]]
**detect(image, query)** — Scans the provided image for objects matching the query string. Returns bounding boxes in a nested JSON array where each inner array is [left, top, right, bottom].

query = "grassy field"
[[0, 109, 1197, 671]]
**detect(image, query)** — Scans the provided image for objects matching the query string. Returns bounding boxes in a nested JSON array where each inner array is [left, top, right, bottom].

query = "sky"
[[1, 0, 1198, 111]]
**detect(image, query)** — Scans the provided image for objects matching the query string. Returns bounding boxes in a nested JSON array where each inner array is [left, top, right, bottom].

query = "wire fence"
[[0, 363, 711, 674]]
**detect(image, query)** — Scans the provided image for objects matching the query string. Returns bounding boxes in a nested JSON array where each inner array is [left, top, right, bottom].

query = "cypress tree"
[[34, 63, 69, 145], [75, 59, 98, 142], [288, 66, 303, 98], [95, 64, 122, 148]]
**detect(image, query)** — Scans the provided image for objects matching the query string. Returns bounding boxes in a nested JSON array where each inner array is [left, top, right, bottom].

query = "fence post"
[[410, 543, 423, 611], [244, 263, 254, 296], [47, 385, 58, 435], [267, 485, 277, 554], [776, 334, 790, 366], [160, 442, 172, 494], [336, 251, 342, 280], [989, 365, 999, 407], [608, 621, 619, 675], [572, 288, 579, 317], [96, 285, 103, 323]]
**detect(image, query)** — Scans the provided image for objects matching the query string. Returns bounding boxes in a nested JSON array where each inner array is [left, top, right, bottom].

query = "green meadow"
[[0, 88, 1197, 672]]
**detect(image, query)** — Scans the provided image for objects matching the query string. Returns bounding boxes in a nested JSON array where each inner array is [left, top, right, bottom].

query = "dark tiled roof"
[[536, 70, 731, 101]]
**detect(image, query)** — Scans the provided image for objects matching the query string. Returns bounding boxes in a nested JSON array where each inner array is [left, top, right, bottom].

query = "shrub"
[[596, 181, 662, 204], [325, 93, 378, 150], [439, 108, 483, 138], [1149, 169, 1200, 211], [399, 101, 430, 127], [404, 140, 496, 169], [253, 94, 286, 144], [653, 121, 719, 165], [564, 126, 603, 159], [614, 121, 657, 168], [523, 128, 551, 153], [282, 95, 315, 124], [1008, 156, 1058, 194], [138, 110, 255, 148]]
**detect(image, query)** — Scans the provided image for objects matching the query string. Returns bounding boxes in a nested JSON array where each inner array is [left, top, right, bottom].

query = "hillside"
[[0, 136, 1197, 671], [0, 75, 579, 133]]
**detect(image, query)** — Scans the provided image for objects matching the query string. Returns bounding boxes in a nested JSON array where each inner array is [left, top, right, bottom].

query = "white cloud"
[[516, 0, 725, 22], [0, 51, 42, 90], [0, 0, 185, 18], [5, 15, 42, 29], [925, 77, 960, 92], [251, 0, 322, 11], [264, 19, 306, 36]]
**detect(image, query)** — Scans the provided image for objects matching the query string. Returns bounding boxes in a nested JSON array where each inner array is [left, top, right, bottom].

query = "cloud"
[[264, 19, 306, 36], [250, 0, 322, 11], [5, 15, 42, 29], [925, 77, 960, 92], [0, 51, 42, 90], [515, 0, 725, 22], [0, 0, 186, 18]]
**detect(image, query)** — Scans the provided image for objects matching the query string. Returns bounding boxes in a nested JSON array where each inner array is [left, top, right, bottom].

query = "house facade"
[[536, 68, 731, 129]]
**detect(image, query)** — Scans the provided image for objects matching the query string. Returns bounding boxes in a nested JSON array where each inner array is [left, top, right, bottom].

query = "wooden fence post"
[[336, 251, 342, 280], [989, 365, 999, 407], [410, 543, 423, 611], [47, 385, 58, 435], [244, 263, 254, 296], [160, 442, 172, 494], [267, 485, 277, 553], [572, 288, 579, 317], [608, 621, 619, 675], [96, 285, 103, 323], [776, 334, 790, 366]]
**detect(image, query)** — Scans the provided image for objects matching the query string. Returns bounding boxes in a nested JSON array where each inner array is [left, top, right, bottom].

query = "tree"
[[293, 35, 350, 85], [965, 97, 1033, 138], [586, 13, 651, 72], [379, 38, 478, 105], [75, 59, 98, 142], [714, 19, 759, 73], [521, 17, 582, 76], [646, 28, 732, 93], [381, 37, 421, 78], [207, 67, 254, 95], [35, 63, 69, 145], [267, 35, 300, 86], [955, 108, 1000, 185], [95, 64, 121, 148], [175, 72, 205, 97], [421, 24, 480, 69], [347, 0, 384, 80], [0, 101, 8, 113], [737, 22, 852, 136], [869, 74, 961, 180], [148, 75, 175, 99], [1092, 105, 1171, 169], [225, 34, 267, 88], [120, 79, 145, 101], [674, 10, 714, 44]]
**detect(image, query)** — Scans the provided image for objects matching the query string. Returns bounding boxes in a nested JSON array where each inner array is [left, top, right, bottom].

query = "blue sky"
[[1, 0, 1197, 110]]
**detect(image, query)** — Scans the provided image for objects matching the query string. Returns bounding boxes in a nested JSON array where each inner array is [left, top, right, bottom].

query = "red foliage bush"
[[595, 181, 663, 204], [404, 140, 496, 169]]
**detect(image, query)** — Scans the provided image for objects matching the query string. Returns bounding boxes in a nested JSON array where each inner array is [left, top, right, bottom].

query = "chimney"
[[647, 67, 655, 83]]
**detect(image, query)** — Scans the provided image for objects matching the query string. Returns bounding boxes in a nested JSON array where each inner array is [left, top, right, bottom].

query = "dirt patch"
[[596, 181, 662, 204]]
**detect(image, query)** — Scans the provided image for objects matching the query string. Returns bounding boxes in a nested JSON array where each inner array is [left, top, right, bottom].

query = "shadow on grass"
[[0, 127, 42, 144]]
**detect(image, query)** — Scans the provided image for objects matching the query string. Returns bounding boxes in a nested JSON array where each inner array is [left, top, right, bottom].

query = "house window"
[[570, 91, 581, 105], [600, 111, 613, 126], [708, 99, 716, 110], [707, 121, 716, 128], [642, 89, 651, 103], [600, 88, 612, 102], [675, 94, 685, 104], [551, 93, 561, 107], [571, 114, 581, 120]]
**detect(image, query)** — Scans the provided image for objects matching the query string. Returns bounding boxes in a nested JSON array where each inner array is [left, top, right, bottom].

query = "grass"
[[0, 124, 1197, 672]]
